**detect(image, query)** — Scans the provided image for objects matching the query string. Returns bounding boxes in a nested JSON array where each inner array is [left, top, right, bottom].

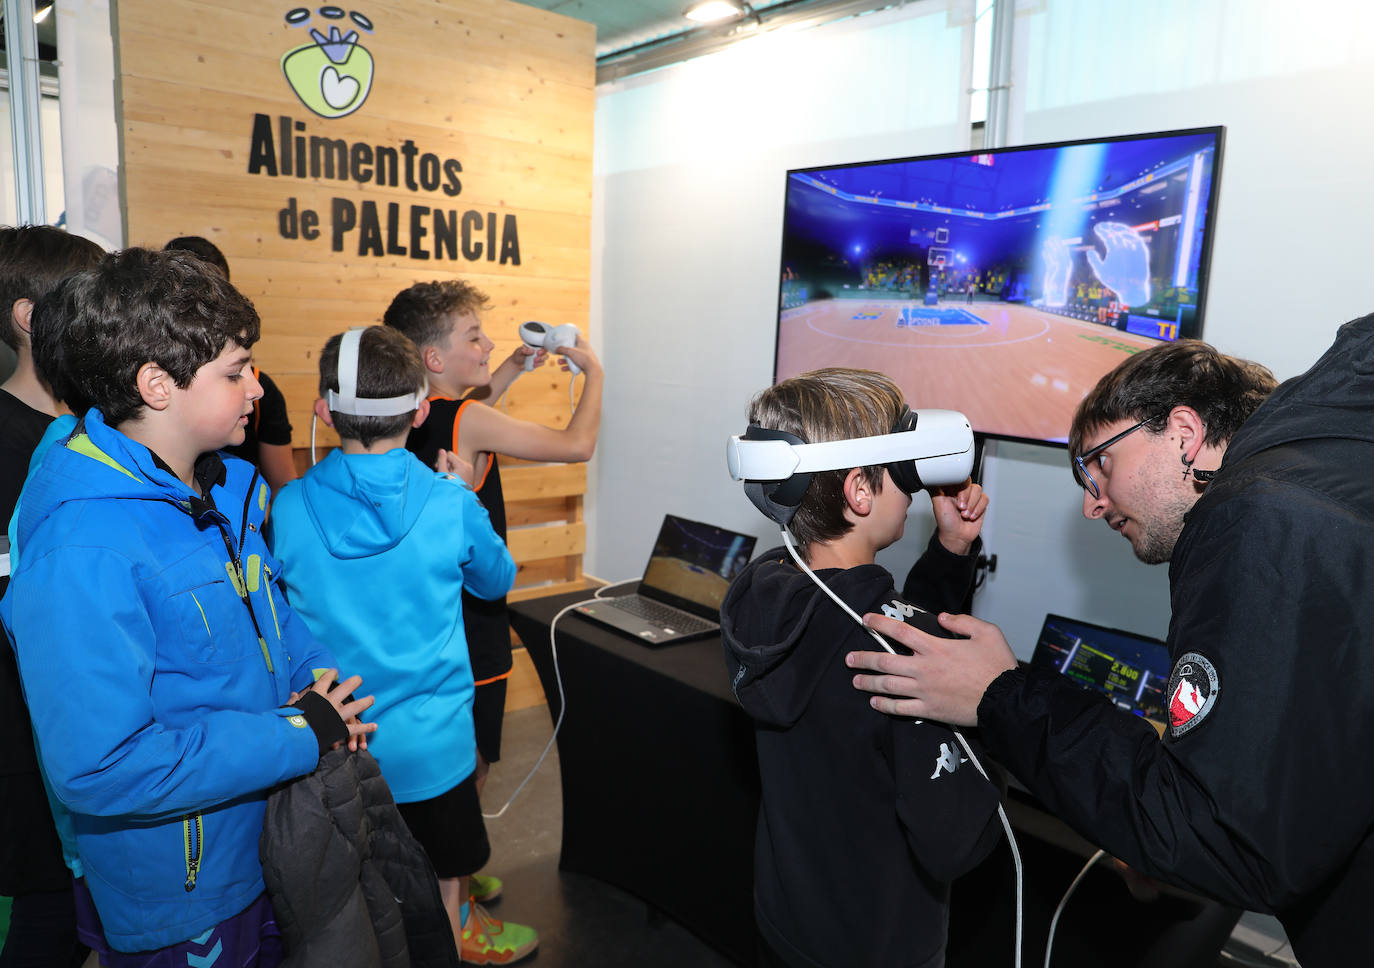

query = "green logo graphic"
[[281, 7, 375, 119]]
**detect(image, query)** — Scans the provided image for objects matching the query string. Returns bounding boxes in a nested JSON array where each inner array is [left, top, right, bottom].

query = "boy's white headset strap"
[[311, 327, 429, 464]]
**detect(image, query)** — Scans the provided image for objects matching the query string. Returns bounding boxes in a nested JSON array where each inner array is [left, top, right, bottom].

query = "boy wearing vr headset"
[[1, 248, 374, 965], [266, 326, 536, 966], [720, 368, 1003, 968]]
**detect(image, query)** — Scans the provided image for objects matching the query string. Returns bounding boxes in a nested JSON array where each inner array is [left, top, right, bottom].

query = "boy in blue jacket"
[[0, 248, 376, 965], [266, 326, 533, 965]]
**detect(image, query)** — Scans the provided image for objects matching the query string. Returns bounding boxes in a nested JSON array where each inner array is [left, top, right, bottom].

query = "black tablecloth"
[[510, 590, 761, 966]]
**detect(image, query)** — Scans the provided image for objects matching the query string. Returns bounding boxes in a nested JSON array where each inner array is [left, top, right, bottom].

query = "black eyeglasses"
[[1073, 416, 1156, 499]]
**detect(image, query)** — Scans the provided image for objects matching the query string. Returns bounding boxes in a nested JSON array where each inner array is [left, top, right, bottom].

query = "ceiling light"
[[34, 3, 53, 23], [684, 1, 746, 24]]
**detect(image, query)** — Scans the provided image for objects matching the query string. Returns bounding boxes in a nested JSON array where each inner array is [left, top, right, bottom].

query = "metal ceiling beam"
[[596, 0, 922, 85]]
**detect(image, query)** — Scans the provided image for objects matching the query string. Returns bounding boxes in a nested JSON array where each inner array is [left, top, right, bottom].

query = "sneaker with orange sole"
[[461, 901, 539, 965]]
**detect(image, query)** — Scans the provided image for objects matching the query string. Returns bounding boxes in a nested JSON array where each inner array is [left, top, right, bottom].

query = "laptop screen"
[[1029, 613, 1173, 724], [639, 515, 757, 615]]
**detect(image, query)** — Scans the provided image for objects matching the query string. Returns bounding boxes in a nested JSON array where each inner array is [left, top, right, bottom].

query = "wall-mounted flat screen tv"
[[774, 127, 1224, 445]]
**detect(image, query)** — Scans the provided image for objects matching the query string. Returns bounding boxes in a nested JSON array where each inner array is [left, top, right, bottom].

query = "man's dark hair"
[[0, 225, 104, 351], [319, 326, 426, 447], [748, 368, 905, 552], [164, 236, 230, 280], [1069, 340, 1278, 458], [383, 279, 490, 350], [34, 248, 260, 425]]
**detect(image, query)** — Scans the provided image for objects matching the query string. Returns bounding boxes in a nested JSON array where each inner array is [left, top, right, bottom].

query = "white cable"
[[309, 413, 319, 466], [481, 595, 593, 820], [592, 577, 642, 599], [781, 527, 1023, 968], [1044, 849, 1105, 968]]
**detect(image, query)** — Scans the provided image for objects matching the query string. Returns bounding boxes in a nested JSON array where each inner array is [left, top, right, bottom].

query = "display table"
[[509, 590, 761, 966], [510, 591, 1240, 968]]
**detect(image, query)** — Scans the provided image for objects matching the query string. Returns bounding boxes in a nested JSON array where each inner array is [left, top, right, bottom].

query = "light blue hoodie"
[[267, 447, 516, 802]]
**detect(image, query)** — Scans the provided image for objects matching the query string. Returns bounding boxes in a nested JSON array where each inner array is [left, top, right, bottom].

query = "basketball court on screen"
[[775, 297, 1158, 444]]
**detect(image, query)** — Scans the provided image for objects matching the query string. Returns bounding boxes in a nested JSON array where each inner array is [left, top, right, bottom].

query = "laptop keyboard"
[[613, 595, 716, 632]]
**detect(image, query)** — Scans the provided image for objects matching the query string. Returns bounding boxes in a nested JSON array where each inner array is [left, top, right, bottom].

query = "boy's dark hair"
[[35, 248, 260, 425], [319, 326, 426, 447], [383, 279, 491, 349], [0, 225, 104, 351], [1068, 340, 1278, 460], [748, 368, 905, 552], [164, 236, 230, 280]]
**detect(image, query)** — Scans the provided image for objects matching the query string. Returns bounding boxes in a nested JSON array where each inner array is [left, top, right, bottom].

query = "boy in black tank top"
[[386, 280, 603, 964]]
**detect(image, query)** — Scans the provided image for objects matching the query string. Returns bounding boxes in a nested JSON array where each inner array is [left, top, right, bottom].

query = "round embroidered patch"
[[287, 714, 308, 729], [1167, 652, 1219, 738]]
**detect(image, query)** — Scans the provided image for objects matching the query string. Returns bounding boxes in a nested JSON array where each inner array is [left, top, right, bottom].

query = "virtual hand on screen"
[[1041, 237, 1072, 307], [1086, 222, 1151, 307]]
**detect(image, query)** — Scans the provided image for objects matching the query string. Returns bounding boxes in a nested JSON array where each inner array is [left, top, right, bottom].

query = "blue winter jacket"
[[267, 448, 516, 803], [0, 410, 336, 952]]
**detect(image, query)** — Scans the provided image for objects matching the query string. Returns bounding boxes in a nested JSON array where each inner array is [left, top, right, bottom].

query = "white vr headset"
[[311, 327, 428, 466], [726, 407, 974, 526], [326, 326, 427, 417]]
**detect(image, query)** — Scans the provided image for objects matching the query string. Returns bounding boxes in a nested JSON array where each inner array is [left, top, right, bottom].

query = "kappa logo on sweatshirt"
[[880, 597, 933, 625], [930, 741, 966, 779]]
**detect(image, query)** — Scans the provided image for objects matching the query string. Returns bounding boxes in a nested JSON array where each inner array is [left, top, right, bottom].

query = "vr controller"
[[518, 321, 581, 375], [726, 407, 974, 526]]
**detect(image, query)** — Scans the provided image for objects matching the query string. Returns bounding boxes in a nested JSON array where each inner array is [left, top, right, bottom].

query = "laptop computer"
[[575, 514, 757, 645], [1027, 612, 1173, 731]]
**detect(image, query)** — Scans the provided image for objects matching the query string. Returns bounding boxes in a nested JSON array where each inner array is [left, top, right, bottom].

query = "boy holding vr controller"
[[721, 367, 1004, 968], [382, 280, 602, 929]]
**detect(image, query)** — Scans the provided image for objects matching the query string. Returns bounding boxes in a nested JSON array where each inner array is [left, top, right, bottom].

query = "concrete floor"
[[478, 705, 737, 968]]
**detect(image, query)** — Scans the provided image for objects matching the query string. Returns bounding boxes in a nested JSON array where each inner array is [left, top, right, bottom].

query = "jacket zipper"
[[182, 812, 203, 892], [190, 469, 276, 681], [263, 566, 283, 640]]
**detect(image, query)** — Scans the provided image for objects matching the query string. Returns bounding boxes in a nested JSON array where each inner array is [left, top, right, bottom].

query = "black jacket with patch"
[[978, 313, 1374, 967], [721, 535, 1002, 968]]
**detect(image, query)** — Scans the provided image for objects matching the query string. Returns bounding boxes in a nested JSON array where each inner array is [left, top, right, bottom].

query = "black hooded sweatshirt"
[[978, 312, 1374, 968], [722, 534, 1003, 968]]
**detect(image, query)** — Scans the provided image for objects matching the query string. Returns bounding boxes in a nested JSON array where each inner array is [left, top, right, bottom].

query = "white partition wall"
[[589, 1, 975, 583], [589, 0, 1374, 658]]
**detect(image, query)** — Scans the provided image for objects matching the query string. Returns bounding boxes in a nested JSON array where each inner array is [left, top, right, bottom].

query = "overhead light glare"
[[684, 0, 746, 24], [34, 3, 53, 24]]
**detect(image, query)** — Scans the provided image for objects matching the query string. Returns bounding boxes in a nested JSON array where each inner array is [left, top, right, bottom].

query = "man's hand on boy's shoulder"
[[928, 479, 988, 556]]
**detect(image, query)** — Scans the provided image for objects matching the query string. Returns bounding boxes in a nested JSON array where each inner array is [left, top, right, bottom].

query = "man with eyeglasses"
[[845, 320, 1374, 967]]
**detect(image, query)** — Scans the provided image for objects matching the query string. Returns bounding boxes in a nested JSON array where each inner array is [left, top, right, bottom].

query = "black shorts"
[[396, 772, 490, 879], [472, 677, 508, 764]]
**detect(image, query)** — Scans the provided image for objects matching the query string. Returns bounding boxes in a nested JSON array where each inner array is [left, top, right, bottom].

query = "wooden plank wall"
[[114, 0, 596, 599]]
